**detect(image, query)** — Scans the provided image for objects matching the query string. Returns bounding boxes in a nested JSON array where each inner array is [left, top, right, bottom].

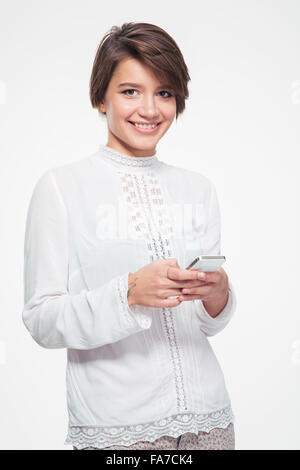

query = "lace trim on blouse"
[[65, 406, 235, 449], [99, 144, 159, 168], [118, 170, 189, 413]]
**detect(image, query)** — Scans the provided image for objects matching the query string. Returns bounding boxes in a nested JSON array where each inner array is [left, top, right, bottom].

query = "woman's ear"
[[98, 102, 106, 114]]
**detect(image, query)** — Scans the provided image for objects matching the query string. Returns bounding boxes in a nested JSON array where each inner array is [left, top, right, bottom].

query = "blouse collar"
[[98, 144, 159, 169]]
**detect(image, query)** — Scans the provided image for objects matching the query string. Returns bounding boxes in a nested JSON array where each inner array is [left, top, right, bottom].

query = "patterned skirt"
[[73, 422, 235, 450]]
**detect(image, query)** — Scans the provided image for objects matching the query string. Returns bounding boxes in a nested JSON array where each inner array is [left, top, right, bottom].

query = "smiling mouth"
[[128, 121, 161, 128]]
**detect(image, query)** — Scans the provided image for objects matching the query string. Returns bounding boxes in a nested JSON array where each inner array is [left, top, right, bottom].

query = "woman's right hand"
[[127, 258, 204, 309]]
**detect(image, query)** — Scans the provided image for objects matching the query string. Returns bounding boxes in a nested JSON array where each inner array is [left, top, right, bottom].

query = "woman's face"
[[98, 57, 177, 157]]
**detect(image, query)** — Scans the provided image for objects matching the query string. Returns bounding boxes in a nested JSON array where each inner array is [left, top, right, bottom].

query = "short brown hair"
[[89, 22, 191, 120]]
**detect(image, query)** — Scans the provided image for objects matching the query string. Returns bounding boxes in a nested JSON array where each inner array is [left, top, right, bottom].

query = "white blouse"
[[22, 144, 237, 449]]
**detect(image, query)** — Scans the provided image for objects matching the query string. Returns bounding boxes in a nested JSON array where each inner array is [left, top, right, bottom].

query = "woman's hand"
[[177, 267, 229, 303], [127, 258, 208, 309]]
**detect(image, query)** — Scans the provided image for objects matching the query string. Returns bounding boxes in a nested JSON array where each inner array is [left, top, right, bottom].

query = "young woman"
[[23, 22, 237, 450]]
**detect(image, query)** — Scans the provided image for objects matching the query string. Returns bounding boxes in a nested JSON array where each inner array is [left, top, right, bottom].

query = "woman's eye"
[[122, 89, 137, 96], [159, 91, 173, 98], [121, 89, 173, 98]]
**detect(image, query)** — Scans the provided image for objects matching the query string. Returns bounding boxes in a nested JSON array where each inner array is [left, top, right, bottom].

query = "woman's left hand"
[[178, 267, 229, 302]]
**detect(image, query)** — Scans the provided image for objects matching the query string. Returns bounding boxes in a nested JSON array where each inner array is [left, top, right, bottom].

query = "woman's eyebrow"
[[117, 82, 173, 89]]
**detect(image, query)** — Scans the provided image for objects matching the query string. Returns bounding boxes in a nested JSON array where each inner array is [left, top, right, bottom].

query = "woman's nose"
[[138, 95, 160, 119]]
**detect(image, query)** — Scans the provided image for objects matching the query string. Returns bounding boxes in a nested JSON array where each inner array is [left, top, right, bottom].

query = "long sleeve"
[[194, 181, 237, 337], [22, 170, 152, 350]]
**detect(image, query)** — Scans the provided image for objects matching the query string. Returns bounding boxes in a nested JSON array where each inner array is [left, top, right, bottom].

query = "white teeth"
[[133, 123, 158, 129]]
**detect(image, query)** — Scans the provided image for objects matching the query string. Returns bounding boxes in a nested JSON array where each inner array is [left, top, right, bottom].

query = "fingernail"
[[198, 271, 206, 279]]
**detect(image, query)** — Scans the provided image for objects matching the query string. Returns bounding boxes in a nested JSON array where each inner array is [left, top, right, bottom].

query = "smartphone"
[[185, 255, 226, 272]]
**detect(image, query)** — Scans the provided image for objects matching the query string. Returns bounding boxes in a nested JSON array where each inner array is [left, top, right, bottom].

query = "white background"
[[0, 0, 299, 450]]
